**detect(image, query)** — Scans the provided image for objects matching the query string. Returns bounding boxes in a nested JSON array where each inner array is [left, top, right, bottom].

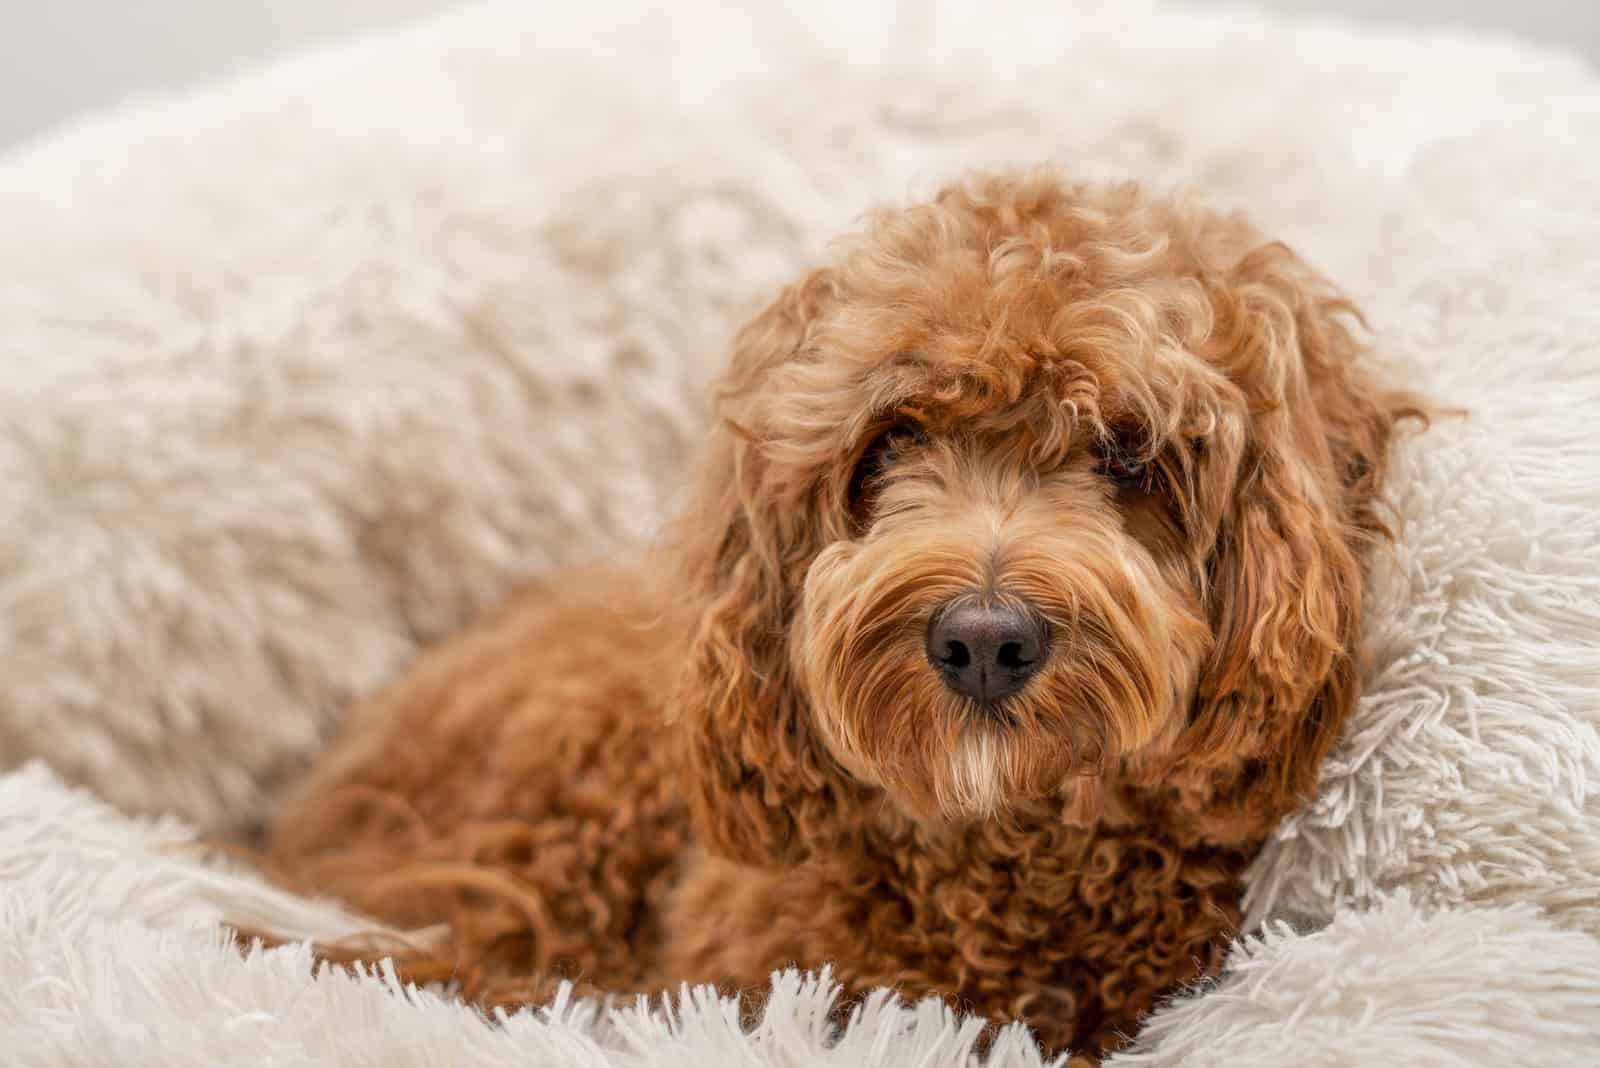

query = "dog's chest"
[[780, 821, 1246, 1051]]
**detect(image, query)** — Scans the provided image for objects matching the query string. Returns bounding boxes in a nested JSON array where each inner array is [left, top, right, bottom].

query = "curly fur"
[[268, 170, 1421, 1057]]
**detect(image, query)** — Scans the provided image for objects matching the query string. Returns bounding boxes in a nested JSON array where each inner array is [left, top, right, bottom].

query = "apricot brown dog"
[[269, 170, 1420, 1056]]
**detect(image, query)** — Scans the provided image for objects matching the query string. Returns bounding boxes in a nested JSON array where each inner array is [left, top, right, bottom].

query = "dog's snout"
[[925, 601, 1048, 705]]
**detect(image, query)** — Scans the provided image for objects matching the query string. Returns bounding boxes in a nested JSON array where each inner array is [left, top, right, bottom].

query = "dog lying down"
[[267, 169, 1423, 1057]]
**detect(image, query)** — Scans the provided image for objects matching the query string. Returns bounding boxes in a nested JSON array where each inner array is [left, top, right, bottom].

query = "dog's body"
[[271, 172, 1418, 1056], [272, 569, 1242, 1052]]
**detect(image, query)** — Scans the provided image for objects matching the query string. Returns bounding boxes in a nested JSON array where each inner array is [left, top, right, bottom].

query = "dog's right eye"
[[848, 420, 921, 520]]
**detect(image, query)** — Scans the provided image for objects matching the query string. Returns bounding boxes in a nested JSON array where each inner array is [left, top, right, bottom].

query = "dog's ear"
[[1174, 245, 1421, 840], [668, 270, 863, 868]]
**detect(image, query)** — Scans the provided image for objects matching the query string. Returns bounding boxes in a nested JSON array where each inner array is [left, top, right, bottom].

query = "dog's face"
[[792, 350, 1219, 822], [675, 173, 1413, 861]]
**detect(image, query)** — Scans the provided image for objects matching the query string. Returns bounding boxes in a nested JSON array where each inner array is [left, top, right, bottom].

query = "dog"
[[268, 170, 1421, 1056]]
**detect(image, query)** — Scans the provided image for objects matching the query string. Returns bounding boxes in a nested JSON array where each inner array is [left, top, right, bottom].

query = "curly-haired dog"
[[268, 170, 1421, 1056]]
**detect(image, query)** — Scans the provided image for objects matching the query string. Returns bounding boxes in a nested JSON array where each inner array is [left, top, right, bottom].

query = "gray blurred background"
[[0, 0, 1596, 152]]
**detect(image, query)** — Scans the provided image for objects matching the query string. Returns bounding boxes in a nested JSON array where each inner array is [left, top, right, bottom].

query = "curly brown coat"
[[269, 170, 1422, 1057]]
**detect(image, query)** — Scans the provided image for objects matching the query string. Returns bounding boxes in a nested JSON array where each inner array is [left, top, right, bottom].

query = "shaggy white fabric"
[[1112, 896, 1600, 1067], [1, 0, 1598, 1063], [7, 763, 1599, 1066]]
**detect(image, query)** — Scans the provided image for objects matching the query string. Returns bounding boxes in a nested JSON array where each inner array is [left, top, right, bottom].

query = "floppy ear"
[[668, 270, 864, 868], [1176, 245, 1421, 839]]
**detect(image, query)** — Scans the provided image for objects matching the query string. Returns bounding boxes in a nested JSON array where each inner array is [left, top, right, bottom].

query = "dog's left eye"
[[1096, 433, 1150, 491], [848, 420, 921, 519]]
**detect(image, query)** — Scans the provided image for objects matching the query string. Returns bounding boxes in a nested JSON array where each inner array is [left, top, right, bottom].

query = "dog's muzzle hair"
[[794, 437, 1211, 820]]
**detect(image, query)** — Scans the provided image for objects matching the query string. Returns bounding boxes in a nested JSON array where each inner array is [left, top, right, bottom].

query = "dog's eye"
[[1096, 432, 1151, 491], [848, 420, 921, 519]]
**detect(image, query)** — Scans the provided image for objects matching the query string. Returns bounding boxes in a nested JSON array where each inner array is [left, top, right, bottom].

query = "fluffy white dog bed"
[[2, 1, 1598, 1064]]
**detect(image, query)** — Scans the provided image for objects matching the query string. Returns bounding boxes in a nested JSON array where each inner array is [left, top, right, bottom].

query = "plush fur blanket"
[[6, 762, 1597, 1066], [2, 1, 1598, 1063]]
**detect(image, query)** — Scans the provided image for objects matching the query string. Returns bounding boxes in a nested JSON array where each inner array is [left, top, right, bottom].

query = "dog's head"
[[672, 172, 1417, 865]]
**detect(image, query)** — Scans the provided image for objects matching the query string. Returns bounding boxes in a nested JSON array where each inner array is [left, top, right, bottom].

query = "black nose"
[[925, 600, 1049, 705]]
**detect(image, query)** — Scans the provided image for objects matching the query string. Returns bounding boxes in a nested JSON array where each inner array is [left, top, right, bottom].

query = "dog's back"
[[269, 567, 690, 1002]]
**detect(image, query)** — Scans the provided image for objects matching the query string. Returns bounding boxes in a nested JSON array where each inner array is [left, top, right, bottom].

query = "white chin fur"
[[943, 732, 1004, 818]]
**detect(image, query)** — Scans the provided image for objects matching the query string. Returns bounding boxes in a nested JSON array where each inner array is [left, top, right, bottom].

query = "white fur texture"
[[6, 764, 1598, 1066], [948, 733, 1002, 816], [1, 0, 1598, 1063], [1110, 895, 1600, 1068]]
